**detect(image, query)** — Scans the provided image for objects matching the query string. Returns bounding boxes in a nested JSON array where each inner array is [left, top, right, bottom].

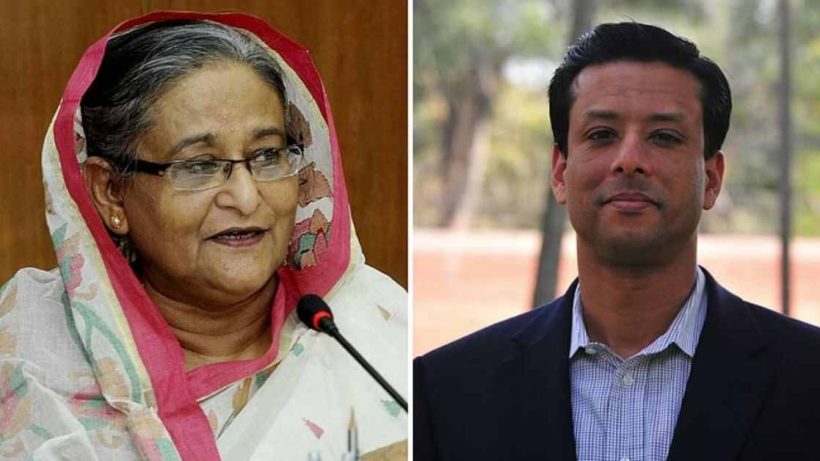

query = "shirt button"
[[584, 346, 597, 355], [622, 371, 634, 386]]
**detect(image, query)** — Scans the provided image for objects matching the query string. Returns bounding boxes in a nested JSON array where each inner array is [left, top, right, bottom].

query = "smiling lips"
[[605, 191, 658, 212], [208, 227, 267, 247]]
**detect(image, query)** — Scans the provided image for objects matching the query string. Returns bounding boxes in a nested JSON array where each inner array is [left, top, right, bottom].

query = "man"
[[414, 22, 820, 461]]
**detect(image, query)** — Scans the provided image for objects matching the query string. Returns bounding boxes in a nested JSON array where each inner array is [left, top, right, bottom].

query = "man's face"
[[551, 61, 724, 266]]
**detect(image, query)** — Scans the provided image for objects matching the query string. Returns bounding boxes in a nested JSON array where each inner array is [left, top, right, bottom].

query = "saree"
[[0, 11, 407, 461]]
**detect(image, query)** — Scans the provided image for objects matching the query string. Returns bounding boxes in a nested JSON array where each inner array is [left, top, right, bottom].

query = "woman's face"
[[121, 61, 298, 308]]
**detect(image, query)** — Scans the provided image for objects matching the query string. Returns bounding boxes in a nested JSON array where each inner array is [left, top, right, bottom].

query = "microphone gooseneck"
[[297, 294, 408, 412]]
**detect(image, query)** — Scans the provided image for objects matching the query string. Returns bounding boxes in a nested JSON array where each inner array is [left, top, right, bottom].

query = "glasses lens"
[[251, 146, 304, 181], [167, 161, 227, 191]]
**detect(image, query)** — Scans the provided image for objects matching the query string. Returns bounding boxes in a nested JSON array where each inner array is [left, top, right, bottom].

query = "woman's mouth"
[[209, 228, 267, 247]]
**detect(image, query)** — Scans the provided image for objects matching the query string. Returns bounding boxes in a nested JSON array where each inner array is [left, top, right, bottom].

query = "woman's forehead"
[[140, 62, 286, 159]]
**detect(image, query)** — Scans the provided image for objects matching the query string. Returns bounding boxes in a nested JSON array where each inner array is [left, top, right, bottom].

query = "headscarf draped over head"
[[5, 10, 407, 460]]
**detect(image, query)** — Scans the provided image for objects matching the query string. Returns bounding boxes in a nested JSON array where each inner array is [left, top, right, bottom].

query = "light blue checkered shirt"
[[569, 267, 707, 461]]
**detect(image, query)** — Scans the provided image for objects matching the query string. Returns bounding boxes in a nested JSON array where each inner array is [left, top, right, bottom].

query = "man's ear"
[[83, 157, 130, 235], [703, 150, 725, 210], [551, 144, 568, 205]]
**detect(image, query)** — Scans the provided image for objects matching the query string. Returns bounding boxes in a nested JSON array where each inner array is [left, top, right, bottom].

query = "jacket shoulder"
[[703, 267, 820, 354], [416, 296, 565, 373], [745, 300, 820, 351]]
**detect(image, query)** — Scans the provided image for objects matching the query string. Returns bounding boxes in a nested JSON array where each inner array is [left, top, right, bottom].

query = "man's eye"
[[652, 132, 683, 145], [588, 130, 616, 141]]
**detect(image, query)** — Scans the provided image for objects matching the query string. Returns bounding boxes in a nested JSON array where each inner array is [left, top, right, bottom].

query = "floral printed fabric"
[[217, 253, 408, 460], [0, 268, 157, 460], [0, 10, 406, 461]]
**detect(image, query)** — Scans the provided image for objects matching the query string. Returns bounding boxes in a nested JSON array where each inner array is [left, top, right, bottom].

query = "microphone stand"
[[320, 318, 408, 411]]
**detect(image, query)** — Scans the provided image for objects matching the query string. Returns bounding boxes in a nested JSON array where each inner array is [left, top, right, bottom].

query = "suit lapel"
[[668, 269, 773, 460], [493, 281, 577, 461]]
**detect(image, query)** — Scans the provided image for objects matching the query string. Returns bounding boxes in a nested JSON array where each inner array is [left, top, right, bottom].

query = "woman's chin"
[[196, 241, 284, 288], [206, 267, 278, 298]]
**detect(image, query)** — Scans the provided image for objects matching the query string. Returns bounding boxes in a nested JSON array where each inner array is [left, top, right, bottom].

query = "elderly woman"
[[0, 11, 406, 460]]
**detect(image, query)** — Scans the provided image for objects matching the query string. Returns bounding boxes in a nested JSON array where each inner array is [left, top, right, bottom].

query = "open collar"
[[490, 267, 772, 461], [568, 267, 707, 360]]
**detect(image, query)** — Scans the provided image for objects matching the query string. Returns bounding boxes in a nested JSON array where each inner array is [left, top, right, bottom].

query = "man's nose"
[[611, 133, 650, 176]]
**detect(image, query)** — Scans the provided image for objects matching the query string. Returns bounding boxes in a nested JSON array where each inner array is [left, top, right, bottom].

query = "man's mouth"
[[604, 191, 658, 211]]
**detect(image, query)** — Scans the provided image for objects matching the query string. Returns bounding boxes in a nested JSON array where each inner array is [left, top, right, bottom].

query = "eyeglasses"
[[108, 145, 305, 191]]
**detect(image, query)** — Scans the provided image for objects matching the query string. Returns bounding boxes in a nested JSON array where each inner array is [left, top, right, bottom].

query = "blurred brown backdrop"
[[0, 0, 407, 287]]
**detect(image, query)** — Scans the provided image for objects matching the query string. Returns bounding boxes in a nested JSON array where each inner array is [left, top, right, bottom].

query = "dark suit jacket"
[[414, 269, 820, 460]]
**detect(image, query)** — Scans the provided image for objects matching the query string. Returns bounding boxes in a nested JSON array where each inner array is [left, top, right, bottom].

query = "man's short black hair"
[[548, 22, 731, 159]]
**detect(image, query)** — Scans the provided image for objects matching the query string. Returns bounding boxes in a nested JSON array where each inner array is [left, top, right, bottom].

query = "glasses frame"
[[103, 144, 305, 191]]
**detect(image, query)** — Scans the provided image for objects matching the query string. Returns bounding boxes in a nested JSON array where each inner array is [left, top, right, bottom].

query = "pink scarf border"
[[52, 11, 352, 460]]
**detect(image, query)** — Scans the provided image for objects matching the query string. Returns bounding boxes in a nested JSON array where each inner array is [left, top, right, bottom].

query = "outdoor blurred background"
[[414, 0, 820, 355]]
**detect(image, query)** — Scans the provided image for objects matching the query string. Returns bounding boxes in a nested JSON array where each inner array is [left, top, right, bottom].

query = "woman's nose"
[[214, 163, 261, 215]]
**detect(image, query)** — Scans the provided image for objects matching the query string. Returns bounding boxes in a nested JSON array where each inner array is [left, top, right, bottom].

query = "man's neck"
[[144, 277, 277, 371], [577, 244, 697, 359]]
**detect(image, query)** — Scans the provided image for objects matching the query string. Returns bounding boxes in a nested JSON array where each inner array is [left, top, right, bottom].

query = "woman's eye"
[[252, 148, 282, 165], [184, 161, 220, 175]]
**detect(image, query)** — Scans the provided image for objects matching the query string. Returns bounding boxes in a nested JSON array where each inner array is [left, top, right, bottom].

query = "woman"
[[0, 11, 406, 460]]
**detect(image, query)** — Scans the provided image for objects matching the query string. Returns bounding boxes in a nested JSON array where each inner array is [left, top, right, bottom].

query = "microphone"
[[297, 294, 408, 412]]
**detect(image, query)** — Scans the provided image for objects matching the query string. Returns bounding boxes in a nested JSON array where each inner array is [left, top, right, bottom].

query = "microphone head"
[[297, 294, 334, 332]]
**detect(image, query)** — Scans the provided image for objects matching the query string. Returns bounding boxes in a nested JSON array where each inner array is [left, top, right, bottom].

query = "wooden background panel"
[[0, 1, 147, 282], [0, 0, 407, 287]]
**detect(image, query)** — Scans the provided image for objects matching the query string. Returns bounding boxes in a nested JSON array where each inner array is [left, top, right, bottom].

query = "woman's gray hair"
[[81, 19, 286, 169]]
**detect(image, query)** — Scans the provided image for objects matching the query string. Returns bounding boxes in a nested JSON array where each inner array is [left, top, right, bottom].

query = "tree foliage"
[[414, 0, 820, 235]]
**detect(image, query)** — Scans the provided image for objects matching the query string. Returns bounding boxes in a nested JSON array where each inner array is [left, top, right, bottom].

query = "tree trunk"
[[532, 0, 597, 307], [438, 49, 496, 227], [452, 116, 492, 229], [777, 0, 793, 315]]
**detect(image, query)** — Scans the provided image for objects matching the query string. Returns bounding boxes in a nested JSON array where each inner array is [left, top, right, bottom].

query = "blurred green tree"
[[414, 0, 564, 227], [414, 0, 820, 239]]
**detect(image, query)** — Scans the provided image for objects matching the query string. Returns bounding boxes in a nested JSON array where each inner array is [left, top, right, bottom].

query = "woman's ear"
[[83, 157, 130, 235]]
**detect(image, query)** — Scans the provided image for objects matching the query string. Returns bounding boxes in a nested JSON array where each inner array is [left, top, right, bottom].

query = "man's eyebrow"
[[582, 111, 687, 123], [647, 112, 686, 123], [170, 133, 215, 157], [584, 110, 619, 120]]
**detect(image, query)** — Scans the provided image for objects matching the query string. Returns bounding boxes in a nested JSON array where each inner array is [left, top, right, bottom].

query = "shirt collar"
[[569, 267, 707, 359]]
